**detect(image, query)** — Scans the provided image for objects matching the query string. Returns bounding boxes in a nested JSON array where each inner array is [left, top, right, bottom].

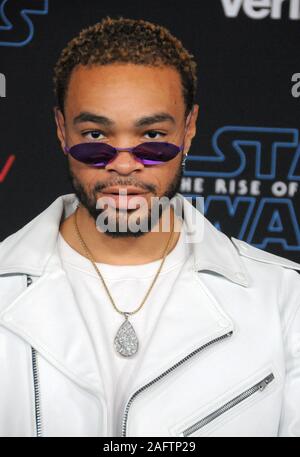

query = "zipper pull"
[[259, 374, 274, 391], [259, 381, 268, 391], [27, 275, 33, 287]]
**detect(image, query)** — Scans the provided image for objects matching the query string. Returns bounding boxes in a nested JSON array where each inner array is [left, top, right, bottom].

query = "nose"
[[105, 149, 144, 174]]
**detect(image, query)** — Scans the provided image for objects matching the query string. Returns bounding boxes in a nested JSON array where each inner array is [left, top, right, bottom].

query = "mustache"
[[94, 180, 156, 194]]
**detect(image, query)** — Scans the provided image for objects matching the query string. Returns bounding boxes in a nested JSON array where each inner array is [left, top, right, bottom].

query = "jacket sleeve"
[[278, 269, 300, 437]]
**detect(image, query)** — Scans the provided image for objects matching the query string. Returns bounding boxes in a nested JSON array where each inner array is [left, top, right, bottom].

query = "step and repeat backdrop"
[[0, 0, 299, 262]]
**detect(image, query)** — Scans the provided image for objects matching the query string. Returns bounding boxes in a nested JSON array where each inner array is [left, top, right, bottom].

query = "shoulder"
[[231, 238, 300, 327], [230, 237, 300, 295], [231, 237, 300, 273]]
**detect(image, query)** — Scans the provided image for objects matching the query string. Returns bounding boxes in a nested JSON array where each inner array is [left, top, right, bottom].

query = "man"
[[0, 17, 299, 438]]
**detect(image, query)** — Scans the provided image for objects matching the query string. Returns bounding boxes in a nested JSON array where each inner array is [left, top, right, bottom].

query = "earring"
[[182, 154, 187, 171]]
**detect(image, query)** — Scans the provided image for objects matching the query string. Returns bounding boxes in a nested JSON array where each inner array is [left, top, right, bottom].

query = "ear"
[[53, 106, 67, 155], [183, 104, 199, 155]]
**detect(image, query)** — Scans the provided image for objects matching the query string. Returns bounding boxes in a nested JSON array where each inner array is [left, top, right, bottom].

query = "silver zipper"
[[121, 330, 233, 437], [31, 347, 42, 437], [181, 372, 275, 437], [27, 275, 43, 437]]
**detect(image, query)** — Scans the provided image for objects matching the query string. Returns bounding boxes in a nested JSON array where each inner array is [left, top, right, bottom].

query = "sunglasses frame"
[[63, 141, 184, 166], [55, 108, 192, 167]]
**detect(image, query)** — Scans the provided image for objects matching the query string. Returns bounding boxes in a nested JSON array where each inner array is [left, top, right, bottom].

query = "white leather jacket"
[[0, 193, 299, 437]]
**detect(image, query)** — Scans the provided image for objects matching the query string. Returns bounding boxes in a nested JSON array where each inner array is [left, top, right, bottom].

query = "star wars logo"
[[181, 126, 300, 253], [221, 0, 300, 19], [0, 0, 49, 47]]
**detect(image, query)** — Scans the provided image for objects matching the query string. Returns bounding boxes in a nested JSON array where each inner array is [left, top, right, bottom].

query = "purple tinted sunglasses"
[[56, 109, 190, 167], [63, 141, 184, 167]]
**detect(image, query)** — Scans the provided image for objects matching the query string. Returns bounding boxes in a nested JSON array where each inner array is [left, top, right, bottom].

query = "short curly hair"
[[53, 16, 197, 118]]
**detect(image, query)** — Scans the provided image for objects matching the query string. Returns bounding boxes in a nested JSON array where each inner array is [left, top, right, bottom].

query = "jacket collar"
[[0, 193, 240, 403], [0, 192, 249, 287]]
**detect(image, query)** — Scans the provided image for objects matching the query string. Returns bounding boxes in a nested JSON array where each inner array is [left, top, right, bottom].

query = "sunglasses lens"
[[67, 143, 115, 166], [133, 142, 181, 165], [66, 142, 181, 167]]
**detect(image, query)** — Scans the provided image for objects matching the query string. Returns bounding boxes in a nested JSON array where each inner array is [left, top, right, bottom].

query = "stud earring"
[[182, 154, 187, 171]]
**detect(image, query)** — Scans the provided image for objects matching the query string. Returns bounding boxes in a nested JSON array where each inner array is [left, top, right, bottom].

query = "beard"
[[67, 160, 184, 238]]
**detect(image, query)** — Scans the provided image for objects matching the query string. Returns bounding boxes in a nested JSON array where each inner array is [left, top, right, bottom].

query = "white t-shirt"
[[57, 215, 191, 436]]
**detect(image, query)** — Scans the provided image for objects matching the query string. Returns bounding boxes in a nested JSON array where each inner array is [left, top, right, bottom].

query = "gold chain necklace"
[[73, 205, 175, 358]]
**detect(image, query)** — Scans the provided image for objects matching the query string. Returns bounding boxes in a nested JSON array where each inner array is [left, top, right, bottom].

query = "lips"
[[100, 187, 149, 210], [102, 187, 147, 195]]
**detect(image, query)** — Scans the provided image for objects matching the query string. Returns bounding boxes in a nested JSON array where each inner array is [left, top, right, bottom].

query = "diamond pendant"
[[114, 313, 139, 357]]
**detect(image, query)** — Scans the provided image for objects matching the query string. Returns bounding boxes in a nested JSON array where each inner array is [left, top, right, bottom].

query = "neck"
[[59, 204, 182, 265]]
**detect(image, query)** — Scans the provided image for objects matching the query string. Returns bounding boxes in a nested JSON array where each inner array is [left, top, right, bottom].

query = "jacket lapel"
[[120, 254, 234, 399], [0, 192, 249, 403], [0, 268, 105, 399]]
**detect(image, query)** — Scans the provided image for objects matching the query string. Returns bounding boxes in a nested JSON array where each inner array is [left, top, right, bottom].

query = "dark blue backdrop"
[[0, 0, 299, 261]]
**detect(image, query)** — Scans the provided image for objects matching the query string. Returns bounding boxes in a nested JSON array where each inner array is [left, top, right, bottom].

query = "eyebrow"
[[73, 112, 176, 127]]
